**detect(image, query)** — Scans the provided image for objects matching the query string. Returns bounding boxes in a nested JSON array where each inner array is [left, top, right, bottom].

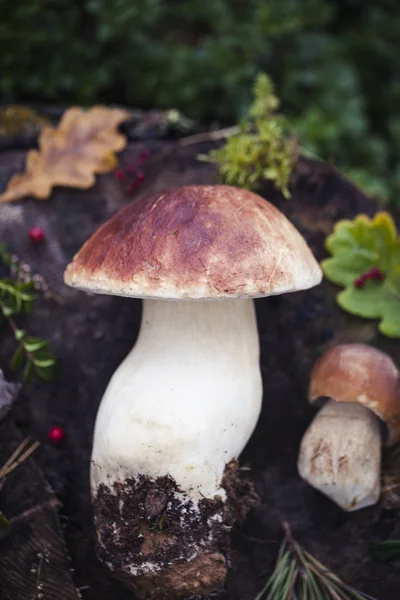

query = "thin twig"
[[0, 436, 32, 472], [0, 441, 40, 478], [179, 125, 240, 146], [0, 438, 40, 479]]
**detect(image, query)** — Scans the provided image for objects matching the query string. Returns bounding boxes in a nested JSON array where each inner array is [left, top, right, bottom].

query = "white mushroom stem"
[[91, 297, 262, 502], [298, 400, 382, 511]]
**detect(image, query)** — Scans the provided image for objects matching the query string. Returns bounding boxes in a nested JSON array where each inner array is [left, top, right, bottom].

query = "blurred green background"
[[1, 0, 400, 204]]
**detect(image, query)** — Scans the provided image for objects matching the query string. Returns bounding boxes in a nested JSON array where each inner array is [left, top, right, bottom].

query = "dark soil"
[[0, 132, 399, 600], [94, 473, 225, 574], [93, 461, 258, 598]]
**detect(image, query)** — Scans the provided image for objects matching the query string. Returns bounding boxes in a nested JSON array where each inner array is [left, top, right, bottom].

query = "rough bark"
[[0, 132, 399, 599]]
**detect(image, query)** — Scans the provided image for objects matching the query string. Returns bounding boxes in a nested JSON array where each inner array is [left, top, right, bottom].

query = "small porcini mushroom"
[[64, 184, 322, 599], [298, 343, 400, 512]]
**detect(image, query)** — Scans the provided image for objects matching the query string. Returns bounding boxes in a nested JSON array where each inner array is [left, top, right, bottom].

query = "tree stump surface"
[[0, 136, 399, 600]]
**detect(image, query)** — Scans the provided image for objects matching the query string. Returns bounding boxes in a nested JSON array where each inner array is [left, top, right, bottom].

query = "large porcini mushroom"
[[64, 184, 322, 598], [298, 343, 400, 512]]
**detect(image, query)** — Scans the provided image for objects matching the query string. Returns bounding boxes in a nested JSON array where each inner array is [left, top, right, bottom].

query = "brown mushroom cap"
[[308, 343, 400, 445], [64, 185, 321, 300]]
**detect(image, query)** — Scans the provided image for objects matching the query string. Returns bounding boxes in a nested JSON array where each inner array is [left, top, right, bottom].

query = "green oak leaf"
[[322, 212, 400, 338]]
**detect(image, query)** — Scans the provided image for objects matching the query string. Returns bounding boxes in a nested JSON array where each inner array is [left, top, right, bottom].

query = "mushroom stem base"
[[298, 400, 382, 511], [93, 460, 259, 599], [113, 552, 227, 600]]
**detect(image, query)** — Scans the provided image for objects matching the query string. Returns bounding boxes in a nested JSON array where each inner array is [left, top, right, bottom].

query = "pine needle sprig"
[[0, 246, 56, 383], [256, 523, 376, 600]]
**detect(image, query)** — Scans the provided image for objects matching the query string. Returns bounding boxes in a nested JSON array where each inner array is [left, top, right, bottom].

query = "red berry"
[[29, 227, 45, 243], [354, 266, 386, 289], [48, 426, 65, 445], [136, 170, 144, 183], [115, 169, 125, 181], [368, 266, 385, 281]]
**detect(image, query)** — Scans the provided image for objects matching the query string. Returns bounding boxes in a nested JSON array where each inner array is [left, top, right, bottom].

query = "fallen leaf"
[[0, 106, 130, 202], [322, 212, 400, 338]]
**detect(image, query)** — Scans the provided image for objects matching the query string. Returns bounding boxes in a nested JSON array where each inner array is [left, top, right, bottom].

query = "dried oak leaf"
[[0, 106, 130, 202]]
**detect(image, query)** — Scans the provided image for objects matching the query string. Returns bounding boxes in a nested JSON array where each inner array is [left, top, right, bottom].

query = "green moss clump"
[[206, 74, 296, 197]]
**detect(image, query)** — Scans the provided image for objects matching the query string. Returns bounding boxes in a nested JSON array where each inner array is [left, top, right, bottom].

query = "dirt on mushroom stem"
[[92, 460, 259, 600]]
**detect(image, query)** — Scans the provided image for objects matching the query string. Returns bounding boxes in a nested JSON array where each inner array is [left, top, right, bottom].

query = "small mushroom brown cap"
[[308, 343, 400, 445], [64, 185, 322, 300]]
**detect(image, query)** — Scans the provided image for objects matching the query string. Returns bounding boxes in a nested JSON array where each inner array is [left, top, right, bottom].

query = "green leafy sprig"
[[322, 212, 400, 338], [204, 74, 296, 198], [0, 245, 56, 383], [0, 244, 54, 298], [257, 523, 375, 600]]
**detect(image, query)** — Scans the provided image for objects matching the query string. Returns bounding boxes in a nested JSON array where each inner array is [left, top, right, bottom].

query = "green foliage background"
[[1, 0, 400, 203]]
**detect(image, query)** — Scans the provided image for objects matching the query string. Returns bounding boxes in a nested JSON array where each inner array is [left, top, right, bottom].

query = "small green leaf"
[[24, 337, 49, 353], [22, 360, 34, 384], [10, 342, 25, 371], [33, 358, 56, 368], [32, 347, 54, 359], [322, 211, 400, 338], [34, 365, 55, 381], [14, 329, 25, 341], [2, 305, 15, 317]]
